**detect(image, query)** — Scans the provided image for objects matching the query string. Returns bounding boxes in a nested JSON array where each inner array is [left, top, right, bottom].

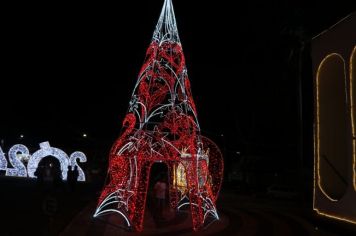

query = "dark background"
[[1, 0, 355, 171]]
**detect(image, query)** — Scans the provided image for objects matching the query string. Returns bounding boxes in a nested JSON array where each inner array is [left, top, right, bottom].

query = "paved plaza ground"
[[1, 177, 355, 235]]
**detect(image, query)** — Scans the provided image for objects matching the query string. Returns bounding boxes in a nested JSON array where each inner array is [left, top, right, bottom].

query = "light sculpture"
[[94, 0, 223, 231], [69, 151, 87, 182], [0, 141, 87, 181], [28, 141, 70, 180], [6, 144, 29, 177], [0, 147, 7, 171]]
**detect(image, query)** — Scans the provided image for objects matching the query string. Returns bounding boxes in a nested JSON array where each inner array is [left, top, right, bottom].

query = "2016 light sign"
[[0, 141, 86, 181]]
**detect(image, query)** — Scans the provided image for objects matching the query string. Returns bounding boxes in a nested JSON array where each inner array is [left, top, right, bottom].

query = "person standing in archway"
[[154, 175, 167, 220]]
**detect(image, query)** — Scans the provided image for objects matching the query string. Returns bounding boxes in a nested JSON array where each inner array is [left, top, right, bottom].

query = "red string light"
[[94, 0, 223, 231]]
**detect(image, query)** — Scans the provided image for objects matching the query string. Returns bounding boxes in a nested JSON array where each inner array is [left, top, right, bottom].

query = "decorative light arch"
[[0, 141, 87, 181], [94, 0, 223, 232], [27, 142, 70, 180]]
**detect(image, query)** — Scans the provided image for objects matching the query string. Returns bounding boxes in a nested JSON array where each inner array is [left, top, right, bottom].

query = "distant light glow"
[[83, 133, 87, 138], [17, 153, 30, 162]]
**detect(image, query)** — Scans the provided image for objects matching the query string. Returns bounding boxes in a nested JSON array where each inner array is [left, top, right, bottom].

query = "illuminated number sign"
[[0, 141, 87, 181]]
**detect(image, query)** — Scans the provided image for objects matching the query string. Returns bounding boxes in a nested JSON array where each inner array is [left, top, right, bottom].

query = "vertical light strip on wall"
[[350, 46, 356, 191]]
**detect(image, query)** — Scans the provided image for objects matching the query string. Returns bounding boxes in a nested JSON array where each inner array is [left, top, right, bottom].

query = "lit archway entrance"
[[147, 162, 169, 223], [36, 156, 62, 184]]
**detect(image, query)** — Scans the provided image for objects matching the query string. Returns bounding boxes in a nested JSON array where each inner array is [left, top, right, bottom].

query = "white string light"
[[1, 141, 87, 181], [27, 142, 70, 180], [69, 151, 87, 181], [6, 144, 29, 177], [0, 147, 7, 171]]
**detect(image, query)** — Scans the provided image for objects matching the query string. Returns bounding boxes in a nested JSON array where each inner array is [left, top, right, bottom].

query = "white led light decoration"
[[27, 141, 69, 180], [94, 0, 223, 231], [0, 147, 7, 171], [1, 142, 87, 181], [5, 144, 29, 177], [69, 151, 87, 182]]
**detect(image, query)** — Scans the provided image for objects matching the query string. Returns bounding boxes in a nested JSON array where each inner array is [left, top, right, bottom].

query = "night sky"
[[1, 1, 355, 165]]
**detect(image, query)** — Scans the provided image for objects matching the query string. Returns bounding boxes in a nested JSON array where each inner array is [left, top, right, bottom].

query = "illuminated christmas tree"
[[94, 0, 223, 231]]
